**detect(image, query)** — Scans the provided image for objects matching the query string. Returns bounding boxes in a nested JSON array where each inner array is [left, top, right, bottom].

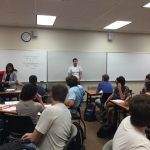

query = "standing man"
[[68, 58, 83, 81]]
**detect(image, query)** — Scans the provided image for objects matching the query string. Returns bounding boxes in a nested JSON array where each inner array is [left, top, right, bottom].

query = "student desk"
[[111, 100, 129, 125], [0, 90, 21, 101], [111, 100, 129, 111], [0, 104, 16, 114], [85, 89, 102, 105], [0, 102, 51, 114]]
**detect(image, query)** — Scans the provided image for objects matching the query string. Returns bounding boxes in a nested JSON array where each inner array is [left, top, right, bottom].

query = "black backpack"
[[66, 122, 85, 150], [84, 103, 96, 121], [97, 123, 116, 138]]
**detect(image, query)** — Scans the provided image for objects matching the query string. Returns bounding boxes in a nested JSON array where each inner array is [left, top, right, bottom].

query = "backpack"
[[66, 122, 85, 150], [84, 103, 96, 121], [97, 123, 116, 138]]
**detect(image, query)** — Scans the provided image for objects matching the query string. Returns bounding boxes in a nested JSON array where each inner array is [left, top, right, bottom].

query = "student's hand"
[[21, 133, 32, 141]]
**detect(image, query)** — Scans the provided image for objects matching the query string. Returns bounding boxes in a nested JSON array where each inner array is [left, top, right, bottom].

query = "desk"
[[111, 100, 129, 111], [85, 89, 101, 105], [0, 104, 16, 114], [0, 90, 21, 95], [0, 103, 51, 114], [0, 90, 21, 101], [111, 100, 129, 125]]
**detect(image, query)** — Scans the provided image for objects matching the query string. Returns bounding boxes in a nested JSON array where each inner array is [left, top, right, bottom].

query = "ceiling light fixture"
[[37, 15, 56, 26], [143, 2, 150, 8], [104, 21, 131, 30]]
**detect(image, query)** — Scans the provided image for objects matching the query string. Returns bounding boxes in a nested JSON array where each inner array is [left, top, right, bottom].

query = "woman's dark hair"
[[129, 94, 150, 127], [51, 84, 68, 102], [20, 83, 37, 101], [29, 75, 37, 85], [66, 76, 78, 87], [102, 74, 109, 81], [6, 63, 14, 73], [116, 76, 126, 86]]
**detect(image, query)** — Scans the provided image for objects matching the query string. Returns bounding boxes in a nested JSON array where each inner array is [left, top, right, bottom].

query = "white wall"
[[0, 26, 150, 93]]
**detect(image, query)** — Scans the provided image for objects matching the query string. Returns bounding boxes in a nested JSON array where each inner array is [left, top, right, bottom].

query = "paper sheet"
[[2, 106, 16, 111], [112, 99, 124, 103], [45, 104, 52, 108], [5, 89, 15, 92], [5, 101, 19, 105]]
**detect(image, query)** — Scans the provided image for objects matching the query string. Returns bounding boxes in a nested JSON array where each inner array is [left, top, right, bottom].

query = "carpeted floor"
[[80, 102, 112, 150]]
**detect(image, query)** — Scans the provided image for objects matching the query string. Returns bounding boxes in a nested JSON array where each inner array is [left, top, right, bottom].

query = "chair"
[[102, 139, 112, 150], [63, 124, 77, 150], [101, 93, 112, 105], [0, 71, 4, 82], [3, 113, 35, 141]]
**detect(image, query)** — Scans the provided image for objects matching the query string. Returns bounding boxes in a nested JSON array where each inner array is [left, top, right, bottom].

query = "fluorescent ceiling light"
[[143, 2, 150, 8], [104, 21, 131, 30], [37, 15, 56, 26]]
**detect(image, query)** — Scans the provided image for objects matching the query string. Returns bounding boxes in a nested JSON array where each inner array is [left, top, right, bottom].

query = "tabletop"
[[111, 100, 129, 111]]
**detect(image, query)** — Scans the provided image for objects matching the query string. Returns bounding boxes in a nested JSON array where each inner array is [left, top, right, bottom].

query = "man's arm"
[[79, 71, 82, 81], [21, 129, 43, 144], [65, 99, 74, 108], [68, 67, 72, 77], [104, 93, 114, 108]]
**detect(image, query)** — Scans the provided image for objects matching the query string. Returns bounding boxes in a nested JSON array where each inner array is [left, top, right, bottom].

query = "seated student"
[[65, 75, 84, 117], [113, 94, 150, 150], [29, 75, 48, 102], [104, 76, 130, 123], [145, 81, 150, 95], [1, 63, 19, 102], [95, 74, 113, 108], [2, 63, 17, 88], [141, 74, 150, 94], [21, 84, 71, 150], [16, 83, 44, 124]]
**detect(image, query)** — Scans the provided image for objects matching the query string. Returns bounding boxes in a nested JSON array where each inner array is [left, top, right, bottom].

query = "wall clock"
[[21, 32, 31, 42]]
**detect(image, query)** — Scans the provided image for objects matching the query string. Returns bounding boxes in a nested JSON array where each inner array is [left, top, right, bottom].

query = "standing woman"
[[2, 63, 17, 88]]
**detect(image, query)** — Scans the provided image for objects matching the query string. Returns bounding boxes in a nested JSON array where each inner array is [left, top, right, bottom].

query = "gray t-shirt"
[[16, 100, 43, 124], [36, 103, 71, 150]]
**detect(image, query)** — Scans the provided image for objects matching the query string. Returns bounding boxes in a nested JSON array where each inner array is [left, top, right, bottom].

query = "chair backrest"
[[64, 124, 77, 150], [0, 71, 4, 82], [4, 113, 35, 136], [101, 93, 112, 104], [102, 140, 113, 150]]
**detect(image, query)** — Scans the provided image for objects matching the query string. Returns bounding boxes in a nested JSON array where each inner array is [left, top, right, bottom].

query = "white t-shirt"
[[68, 66, 82, 79], [113, 116, 150, 150], [36, 103, 71, 150]]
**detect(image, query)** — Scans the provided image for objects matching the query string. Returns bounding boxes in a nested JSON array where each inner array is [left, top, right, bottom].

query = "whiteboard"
[[0, 50, 47, 82], [48, 51, 106, 81], [107, 53, 150, 81]]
